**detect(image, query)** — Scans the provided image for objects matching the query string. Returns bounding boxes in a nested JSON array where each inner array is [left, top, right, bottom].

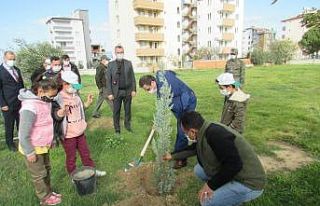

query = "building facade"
[[46, 10, 91, 69]]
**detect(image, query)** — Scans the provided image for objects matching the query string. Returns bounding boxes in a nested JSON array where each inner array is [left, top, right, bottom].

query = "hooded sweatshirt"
[[18, 89, 54, 156]]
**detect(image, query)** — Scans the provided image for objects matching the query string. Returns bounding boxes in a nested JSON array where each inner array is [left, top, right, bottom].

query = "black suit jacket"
[[106, 59, 136, 98], [0, 64, 25, 110]]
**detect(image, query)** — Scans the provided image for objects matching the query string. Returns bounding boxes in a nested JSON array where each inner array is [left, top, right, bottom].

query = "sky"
[[0, 0, 319, 53]]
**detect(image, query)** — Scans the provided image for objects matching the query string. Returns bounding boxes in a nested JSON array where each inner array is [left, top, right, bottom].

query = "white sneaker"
[[95, 170, 106, 177]]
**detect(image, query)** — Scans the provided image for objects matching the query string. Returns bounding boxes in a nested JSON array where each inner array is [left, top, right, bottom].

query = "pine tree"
[[152, 71, 176, 195]]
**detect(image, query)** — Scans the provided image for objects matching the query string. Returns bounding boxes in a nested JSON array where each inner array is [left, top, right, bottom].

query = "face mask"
[[41, 96, 54, 103], [230, 55, 236, 60], [66, 86, 77, 94], [45, 65, 51, 70], [186, 135, 197, 145], [148, 87, 157, 94], [220, 89, 231, 96], [116, 54, 124, 61], [6, 60, 15, 67], [63, 61, 70, 66], [52, 66, 61, 72]]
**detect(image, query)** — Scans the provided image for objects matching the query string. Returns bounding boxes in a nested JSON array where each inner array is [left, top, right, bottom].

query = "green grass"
[[0, 64, 319, 206]]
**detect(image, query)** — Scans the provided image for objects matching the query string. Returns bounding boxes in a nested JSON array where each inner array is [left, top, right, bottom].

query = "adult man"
[[92, 55, 113, 118], [216, 73, 250, 134], [0, 51, 25, 151], [164, 111, 266, 206], [139, 71, 197, 169], [106, 45, 136, 133], [61, 54, 81, 83], [30, 58, 51, 83], [225, 48, 245, 87]]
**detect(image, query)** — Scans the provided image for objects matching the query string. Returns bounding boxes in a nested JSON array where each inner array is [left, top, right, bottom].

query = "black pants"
[[113, 90, 132, 132], [2, 109, 19, 147]]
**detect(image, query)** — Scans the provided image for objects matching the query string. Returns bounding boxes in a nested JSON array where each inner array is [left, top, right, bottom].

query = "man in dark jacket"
[[30, 58, 51, 83], [61, 54, 81, 83], [106, 45, 136, 133], [139, 70, 197, 169], [164, 111, 266, 206], [0, 51, 25, 151], [92, 55, 113, 118]]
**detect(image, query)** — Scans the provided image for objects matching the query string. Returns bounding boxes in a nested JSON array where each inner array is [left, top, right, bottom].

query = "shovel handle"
[[140, 128, 155, 157]]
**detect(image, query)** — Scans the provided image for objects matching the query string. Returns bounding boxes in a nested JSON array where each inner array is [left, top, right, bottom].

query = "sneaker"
[[40, 193, 61, 205], [95, 170, 106, 177]]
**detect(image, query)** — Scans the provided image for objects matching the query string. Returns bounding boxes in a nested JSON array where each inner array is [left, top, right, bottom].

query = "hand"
[[57, 104, 67, 117], [198, 183, 213, 204], [27, 154, 37, 163], [87, 94, 94, 105], [162, 153, 172, 161], [1, 106, 9, 111], [108, 95, 114, 101], [131, 91, 136, 97]]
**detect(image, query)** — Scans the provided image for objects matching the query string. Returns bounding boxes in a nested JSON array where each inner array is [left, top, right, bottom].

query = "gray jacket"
[[106, 59, 136, 97]]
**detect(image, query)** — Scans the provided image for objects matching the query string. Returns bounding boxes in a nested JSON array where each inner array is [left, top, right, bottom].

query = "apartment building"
[[46, 10, 91, 69]]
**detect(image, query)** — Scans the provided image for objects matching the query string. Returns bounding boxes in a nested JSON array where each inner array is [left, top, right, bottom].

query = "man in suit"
[[61, 54, 81, 83], [92, 55, 113, 118], [106, 45, 136, 134], [0, 51, 25, 151]]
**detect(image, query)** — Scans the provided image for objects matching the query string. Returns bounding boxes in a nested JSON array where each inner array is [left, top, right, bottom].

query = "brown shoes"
[[173, 159, 187, 169]]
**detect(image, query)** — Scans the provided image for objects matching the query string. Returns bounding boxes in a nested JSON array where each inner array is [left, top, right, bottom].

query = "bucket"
[[71, 166, 96, 196]]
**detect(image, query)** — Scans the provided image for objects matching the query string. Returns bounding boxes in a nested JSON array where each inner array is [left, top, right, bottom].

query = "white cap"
[[61, 70, 83, 89], [216, 73, 235, 86]]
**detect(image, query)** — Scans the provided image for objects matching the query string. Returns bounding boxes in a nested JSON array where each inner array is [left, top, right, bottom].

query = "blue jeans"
[[194, 164, 264, 206]]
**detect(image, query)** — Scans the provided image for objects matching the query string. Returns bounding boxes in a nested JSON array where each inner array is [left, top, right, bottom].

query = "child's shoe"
[[95, 170, 106, 177], [40, 193, 62, 205]]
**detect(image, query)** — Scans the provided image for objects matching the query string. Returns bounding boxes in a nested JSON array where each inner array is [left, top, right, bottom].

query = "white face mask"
[[45, 65, 51, 70], [63, 61, 70, 66], [230, 55, 236, 60], [66, 86, 77, 94], [52, 66, 61, 72], [220, 89, 231, 96], [148, 87, 157, 94], [186, 135, 197, 145], [116, 54, 124, 61], [6, 60, 15, 67]]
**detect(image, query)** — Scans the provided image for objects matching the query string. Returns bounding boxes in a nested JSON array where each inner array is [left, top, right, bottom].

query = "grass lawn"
[[0, 64, 319, 206]]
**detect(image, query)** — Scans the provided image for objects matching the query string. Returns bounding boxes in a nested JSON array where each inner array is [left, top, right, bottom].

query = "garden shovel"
[[125, 127, 155, 171]]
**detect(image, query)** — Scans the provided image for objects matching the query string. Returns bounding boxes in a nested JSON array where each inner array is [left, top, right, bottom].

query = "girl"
[[18, 79, 62, 205]]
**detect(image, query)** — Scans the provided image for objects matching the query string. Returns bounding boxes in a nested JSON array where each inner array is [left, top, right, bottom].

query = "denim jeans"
[[194, 164, 264, 206]]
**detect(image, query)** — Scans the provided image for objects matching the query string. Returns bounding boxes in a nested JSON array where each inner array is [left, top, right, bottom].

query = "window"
[[178, 48, 180, 55], [116, 15, 120, 24], [177, 7, 180, 14], [117, 29, 120, 38], [178, 35, 180, 42], [115, 0, 118, 9], [282, 26, 286, 31], [177, 21, 180, 28]]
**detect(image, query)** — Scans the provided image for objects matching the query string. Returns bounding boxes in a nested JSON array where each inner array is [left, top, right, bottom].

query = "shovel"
[[125, 127, 155, 171]]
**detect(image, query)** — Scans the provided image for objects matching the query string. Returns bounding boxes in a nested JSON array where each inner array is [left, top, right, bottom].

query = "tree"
[[152, 71, 175, 195], [269, 40, 297, 64], [15, 39, 63, 77], [301, 9, 320, 28], [299, 27, 320, 55], [193, 47, 213, 60]]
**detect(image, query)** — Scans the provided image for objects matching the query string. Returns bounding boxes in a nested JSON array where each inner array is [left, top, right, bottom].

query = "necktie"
[[11, 68, 19, 82]]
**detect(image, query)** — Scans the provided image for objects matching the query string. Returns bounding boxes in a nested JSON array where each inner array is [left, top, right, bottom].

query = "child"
[[216, 73, 250, 134], [18, 79, 62, 205], [55, 70, 106, 177]]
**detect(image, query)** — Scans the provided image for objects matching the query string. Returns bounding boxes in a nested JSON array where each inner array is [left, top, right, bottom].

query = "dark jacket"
[[30, 67, 45, 83], [0, 64, 25, 109], [221, 89, 250, 134], [106, 59, 136, 97], [95, 63, 107, 89], [172, 121, 266, 191], [156, 70, 197, 118], [51, 101, 64, 145]]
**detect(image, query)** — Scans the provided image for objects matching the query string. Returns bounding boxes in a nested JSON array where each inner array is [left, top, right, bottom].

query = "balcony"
[[135, 33, 164, 41], [221, 3, 235, 13], [221, 18, 235, 27], [219, 47, 231, 54], [134, 16, 164, 27], [222, 33, 234, 41], [136, 48, 164, 57], [133, 0, 164, 11]]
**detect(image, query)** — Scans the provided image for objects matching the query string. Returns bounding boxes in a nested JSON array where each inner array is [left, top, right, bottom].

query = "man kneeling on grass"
[[163, 111, 266, 206]]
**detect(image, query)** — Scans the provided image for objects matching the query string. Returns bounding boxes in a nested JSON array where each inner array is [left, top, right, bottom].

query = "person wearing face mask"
[[106, 45, 136, 134], [139, 70, 197, 169], [61, 54, 81, 83], [216, 73, 250, 134], [0, 51, 25, 151], [163, 111, 266, 206], [18, 79, 63, 205], [55, 70, 106, 178], [92, 55, 113, 118], [225, 48, 245, 88], [30, 58, 51, 83]]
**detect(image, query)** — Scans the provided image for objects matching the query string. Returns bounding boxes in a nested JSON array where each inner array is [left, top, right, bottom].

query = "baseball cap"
[[61, 70, 83, 90], [216, 73, 235, 86]]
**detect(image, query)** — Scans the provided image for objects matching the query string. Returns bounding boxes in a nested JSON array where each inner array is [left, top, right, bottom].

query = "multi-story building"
[[182, 0, 197, 62], [242, 27, 276, 57], [46, 10, 91, 69], [197, 0, 244, 59]]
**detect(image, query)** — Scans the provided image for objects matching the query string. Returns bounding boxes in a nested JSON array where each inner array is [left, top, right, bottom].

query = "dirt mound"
[[259, 141, 315, 173], [87, 117, 113, 131], [112, 163, 181, 206]]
